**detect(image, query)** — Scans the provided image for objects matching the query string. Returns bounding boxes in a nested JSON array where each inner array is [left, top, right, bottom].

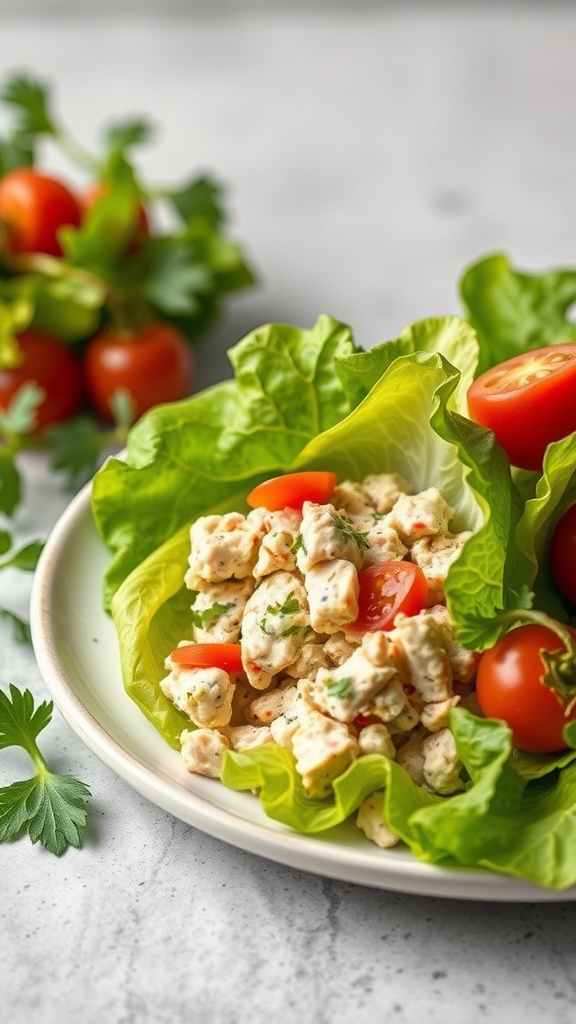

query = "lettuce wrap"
[[92, 311, 576, 891]]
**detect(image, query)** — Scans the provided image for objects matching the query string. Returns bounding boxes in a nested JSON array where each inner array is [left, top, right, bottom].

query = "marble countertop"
[[3, 6, 576, 1023]]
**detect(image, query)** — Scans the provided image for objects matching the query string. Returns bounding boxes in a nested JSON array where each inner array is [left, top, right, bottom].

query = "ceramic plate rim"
[[29, 481, 576, 903]]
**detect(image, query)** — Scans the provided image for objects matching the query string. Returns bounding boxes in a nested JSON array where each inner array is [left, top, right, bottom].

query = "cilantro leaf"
[[0, 452, 22, 517], [0, 609, 31, 644], [143, 238, 212, 316], [0, 382, 45, 435], [166, 175, 225, 229], [1, 73, 56, 137], [102, 117, 154, 159], [47, 417, 106, 490], [0, 684, 52, 750], [0, 532, 43, 643], [48, 411, 129, 492], [0, 772, 91, 853], [0, 539, 44, 572], [0, 685, 91, 854]]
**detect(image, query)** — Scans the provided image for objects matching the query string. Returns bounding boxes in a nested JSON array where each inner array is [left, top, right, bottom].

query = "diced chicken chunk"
[[390, 612, 453, 702], [269, 695, 304, 750], [284, 641, 331, 680], [422, 728, 463, 794], [160, 663, 235, 728], [241, 571, 309, 689], [296, 501, 368, 572], [180, 727, 230, 777], [395, 731, 426, 787], [353, 517, 408, 568], [421, 604, 480, 684], [332, 480, 373, 515], [190, 579, 254, 643], [226, 724, 273, 751], [252, 508, 301, 579], [245, 681, 300, 726], [357, 723, 396, 758], [304, 558, 359, 633], [323, 632, 360, 665], [304, 632, 405, 723], [420, 695, 460, 733], [291, 709, 359, 797], [362, 472, 413, 513], [386, 487, 453, 545], [356, 791, 399, 848], [410, 531, 472, 605], [185, 511, 265, 588]]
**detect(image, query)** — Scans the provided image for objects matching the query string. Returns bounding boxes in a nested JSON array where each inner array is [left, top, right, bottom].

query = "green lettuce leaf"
[[223, 708, 576, 890], [93, 314, 359, 608], [460, 252, 576, 373], [514, 432, 576, 618]]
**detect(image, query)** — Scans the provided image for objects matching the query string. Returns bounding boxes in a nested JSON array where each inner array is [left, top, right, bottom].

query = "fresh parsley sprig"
[[0, 684, 91, 854]]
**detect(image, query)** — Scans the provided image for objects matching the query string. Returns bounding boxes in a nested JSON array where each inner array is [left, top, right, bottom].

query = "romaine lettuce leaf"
[[514, 432, 576, 618], [93, 314, 360, 608], [460, 252, 576, 373], [223, 709, 576, 890]]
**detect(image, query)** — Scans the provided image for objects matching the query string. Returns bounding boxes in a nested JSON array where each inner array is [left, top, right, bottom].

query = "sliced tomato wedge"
[[466, 343, 576, 471], [349, 561, 428, 633], [169, 643, 243, 674], [246, 471, 337, 511]]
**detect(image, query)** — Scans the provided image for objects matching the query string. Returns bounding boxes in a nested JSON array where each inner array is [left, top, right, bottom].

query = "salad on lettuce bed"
[[91, 255, 576, 891]]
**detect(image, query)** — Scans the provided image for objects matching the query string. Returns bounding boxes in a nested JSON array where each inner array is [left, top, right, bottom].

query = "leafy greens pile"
[[91, 255, 576, 891]]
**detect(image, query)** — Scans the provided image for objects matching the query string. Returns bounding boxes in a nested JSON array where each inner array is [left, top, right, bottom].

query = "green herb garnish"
[[331, 513, 370, 550], [325, 677, 353, 699], [0, 685, 91, 854], [191, 600, 234, 629]]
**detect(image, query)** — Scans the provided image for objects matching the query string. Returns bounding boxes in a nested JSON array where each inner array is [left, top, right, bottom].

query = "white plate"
[[30, 481, 576, 902]]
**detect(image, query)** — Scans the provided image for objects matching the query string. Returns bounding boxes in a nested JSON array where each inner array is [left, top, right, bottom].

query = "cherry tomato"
[[0, 329, 83, 431], [170, 643, 243, 674], [550, 504, 576, 605], [0, 168, 81, 257], [476, 623, 576, 753], [349, 561, 428, 633], [83, 321, 194, 421], [466, 343, 576, 471], [82, 182, 149, 254], [246, 471, 337, 511]]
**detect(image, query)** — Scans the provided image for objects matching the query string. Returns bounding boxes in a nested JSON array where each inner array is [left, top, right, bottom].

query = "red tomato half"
[[246, 471, 337, 511], [349, 561, 428, 633], [0, 330, 83, 431], [83, 321, 194, 422], [476, 623, 576, 753], [170, 643, 244, 674], [467, 343, 576, 471], [550, 504, 576, 605], [0, 168, 81, 257]]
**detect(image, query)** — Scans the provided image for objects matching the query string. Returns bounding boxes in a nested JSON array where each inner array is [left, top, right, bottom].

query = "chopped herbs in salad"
[[91, 296, 576, 891]]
